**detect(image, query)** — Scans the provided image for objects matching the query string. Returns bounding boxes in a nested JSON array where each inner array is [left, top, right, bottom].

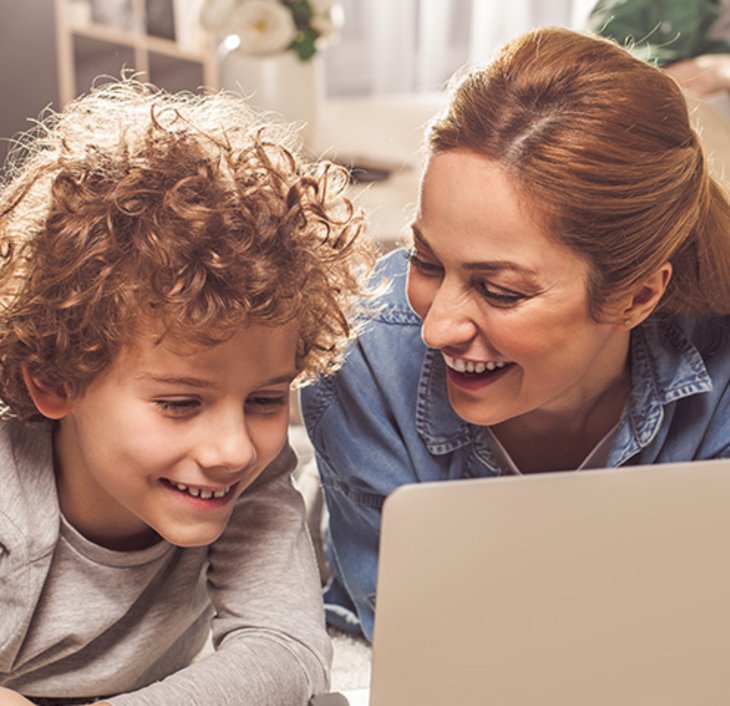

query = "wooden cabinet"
[[54, 0, 217, 105]]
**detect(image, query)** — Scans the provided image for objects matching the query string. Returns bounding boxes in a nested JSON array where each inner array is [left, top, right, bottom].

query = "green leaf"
[[296, 35, 317, 61]]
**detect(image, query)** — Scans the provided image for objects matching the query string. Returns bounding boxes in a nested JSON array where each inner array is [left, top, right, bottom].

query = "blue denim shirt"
[[301, 248, 730, 641]]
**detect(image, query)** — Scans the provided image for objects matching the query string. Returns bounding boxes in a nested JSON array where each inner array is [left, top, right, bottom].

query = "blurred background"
[[0, 0, 597, 162], [4, 0, 728, 249], [0, 0, 596, 244]]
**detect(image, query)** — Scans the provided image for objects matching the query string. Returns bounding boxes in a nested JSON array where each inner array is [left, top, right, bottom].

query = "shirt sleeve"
[[301, 334, 425, 643], [108, 444, 332, 706]]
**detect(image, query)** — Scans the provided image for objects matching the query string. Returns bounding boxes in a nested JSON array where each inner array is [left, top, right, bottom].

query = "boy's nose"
[[197, 414, 257, 474]]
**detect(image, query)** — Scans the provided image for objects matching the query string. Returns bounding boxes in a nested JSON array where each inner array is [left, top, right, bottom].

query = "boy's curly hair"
[[0, 79, 375, 420]]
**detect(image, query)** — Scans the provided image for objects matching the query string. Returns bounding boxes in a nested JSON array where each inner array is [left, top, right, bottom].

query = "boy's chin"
[[157, 524, 227, 548]]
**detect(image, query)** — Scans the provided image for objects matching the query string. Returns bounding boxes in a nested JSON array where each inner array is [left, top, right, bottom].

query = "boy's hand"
[[0, 687, 35, 705]]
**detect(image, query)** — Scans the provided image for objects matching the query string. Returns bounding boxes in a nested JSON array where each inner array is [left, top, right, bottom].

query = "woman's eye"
[[406, 249, 443, 275], [246, 395, 287, 414], [474, 280, 526, 307], [154, 399, 201, 416]]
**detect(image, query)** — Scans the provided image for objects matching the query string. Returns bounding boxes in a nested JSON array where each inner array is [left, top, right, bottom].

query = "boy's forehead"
[[115, 319, 301, 380]]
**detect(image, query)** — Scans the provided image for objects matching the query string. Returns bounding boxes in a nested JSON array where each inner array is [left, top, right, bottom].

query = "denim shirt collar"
[[610, 319, 713, 465], [415, 318, 713, 468], [415, 346, 473, 454]]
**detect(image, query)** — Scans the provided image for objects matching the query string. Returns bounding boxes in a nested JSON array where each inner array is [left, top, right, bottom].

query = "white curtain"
[[324, 0, 598, 96]]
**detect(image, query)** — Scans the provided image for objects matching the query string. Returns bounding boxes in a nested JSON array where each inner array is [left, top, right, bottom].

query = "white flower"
[[199, 0, 238, 32], [311, 1, 345, 44], [231, 0, 297, 55], [199, 0, 344, 59], [308, 0, 337, 12]]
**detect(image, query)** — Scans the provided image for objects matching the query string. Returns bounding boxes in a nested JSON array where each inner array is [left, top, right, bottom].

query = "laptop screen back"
[[369, 459, 730, 706]]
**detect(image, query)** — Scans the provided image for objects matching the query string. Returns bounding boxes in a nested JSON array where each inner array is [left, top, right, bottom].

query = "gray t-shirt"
[[0, 420, 331, 704]]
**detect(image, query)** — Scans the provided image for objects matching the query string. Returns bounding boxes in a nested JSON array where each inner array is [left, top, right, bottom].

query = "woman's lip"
[[445, 362, 514, 391]]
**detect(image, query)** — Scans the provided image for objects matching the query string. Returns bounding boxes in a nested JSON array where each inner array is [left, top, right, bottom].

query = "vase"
[[219, 48, 325, 152]]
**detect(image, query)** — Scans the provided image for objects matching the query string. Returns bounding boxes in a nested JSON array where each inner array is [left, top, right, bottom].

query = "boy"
[[0, 80, 372, 705]]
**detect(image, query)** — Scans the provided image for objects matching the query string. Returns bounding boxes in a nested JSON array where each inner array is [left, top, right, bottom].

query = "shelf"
[[54, 0, 217, 105], [71, 21, 209, 62]]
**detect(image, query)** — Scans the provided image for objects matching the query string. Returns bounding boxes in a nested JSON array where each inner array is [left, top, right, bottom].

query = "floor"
[[330, 629, 372, 691]]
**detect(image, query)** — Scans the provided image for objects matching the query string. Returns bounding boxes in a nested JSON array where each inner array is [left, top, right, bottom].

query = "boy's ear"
[[20, 364, 73, 420], [619, 262, 673, 330]]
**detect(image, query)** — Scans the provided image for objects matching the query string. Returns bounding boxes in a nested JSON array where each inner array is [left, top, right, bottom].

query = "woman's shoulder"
[[645, 314, 730, 389], [669, 314, 730, 356], [362, 248, 422, 327], [301, 249, 427, 430]]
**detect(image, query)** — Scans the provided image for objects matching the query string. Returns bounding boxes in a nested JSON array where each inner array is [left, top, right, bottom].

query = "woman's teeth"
[[172, 482, 231, 499], [443, 354, 509, 374]]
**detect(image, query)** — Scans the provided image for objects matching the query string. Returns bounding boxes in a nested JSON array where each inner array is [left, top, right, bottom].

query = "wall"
[[0, 0, 59, 169]]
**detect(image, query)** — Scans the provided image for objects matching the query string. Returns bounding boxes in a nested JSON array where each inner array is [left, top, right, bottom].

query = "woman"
[[301, 27, 730, 642]]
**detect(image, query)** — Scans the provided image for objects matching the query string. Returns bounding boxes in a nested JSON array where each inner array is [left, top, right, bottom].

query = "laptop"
[[312, 459, 730, 706]]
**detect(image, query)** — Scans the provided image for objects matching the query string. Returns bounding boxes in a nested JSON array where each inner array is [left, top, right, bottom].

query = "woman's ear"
[[620, 263, 673, 330], [20, 364, 72, 420]]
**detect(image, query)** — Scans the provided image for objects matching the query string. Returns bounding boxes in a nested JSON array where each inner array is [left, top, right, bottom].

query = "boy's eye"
[[406, 249, 443, 276], [474, 279, 526, 307], [154, 398, 201, 416], [245, 395, 287, 415]]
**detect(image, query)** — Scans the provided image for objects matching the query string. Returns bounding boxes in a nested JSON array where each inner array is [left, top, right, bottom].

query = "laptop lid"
[[369, 459, 730, 706]]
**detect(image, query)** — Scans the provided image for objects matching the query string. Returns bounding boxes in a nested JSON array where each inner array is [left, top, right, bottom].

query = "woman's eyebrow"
[[410, 224, 431, 251], [411, 223, 538, 278], [463, 261, 538, 277]]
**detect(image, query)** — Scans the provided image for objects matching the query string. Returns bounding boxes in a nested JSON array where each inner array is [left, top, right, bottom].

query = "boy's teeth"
[[173, 482, 230, 499]]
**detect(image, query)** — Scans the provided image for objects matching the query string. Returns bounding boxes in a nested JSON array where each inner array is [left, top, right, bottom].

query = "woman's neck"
[[491, 365, 632, 473]]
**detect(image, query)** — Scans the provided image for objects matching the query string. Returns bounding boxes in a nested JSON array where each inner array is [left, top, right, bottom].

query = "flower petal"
[[232, 0, 297, 55]]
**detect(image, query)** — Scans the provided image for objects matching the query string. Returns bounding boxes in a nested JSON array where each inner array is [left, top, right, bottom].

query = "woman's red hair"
[[429, 27, 730, 319]]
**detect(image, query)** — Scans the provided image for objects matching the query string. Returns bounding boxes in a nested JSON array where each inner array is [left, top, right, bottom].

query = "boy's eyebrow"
[[137, 372, 297, 388], [137, 374, 218, 389], [262, 372, 298, 386], [411, 224, 539, 278]]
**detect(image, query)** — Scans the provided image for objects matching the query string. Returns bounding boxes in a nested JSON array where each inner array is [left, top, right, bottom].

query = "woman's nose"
[[420, 281, 478, 351]]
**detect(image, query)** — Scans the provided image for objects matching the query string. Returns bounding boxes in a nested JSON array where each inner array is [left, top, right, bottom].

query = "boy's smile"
[[47, 322, 299, 551]]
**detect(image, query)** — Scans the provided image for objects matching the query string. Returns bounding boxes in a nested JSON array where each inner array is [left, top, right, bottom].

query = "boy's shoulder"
[[0, 419, 59, 552]]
